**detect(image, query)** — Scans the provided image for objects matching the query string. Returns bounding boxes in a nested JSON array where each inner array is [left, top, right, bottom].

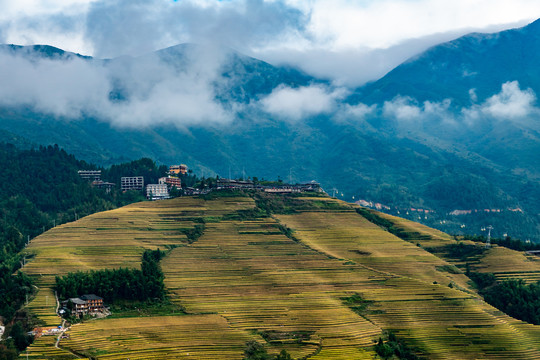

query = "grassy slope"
[[20, 195, 540, 359]]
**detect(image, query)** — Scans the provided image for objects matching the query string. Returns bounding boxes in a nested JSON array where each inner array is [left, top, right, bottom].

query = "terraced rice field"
[[24, 334, 85, 360], [474, 246, 540, 283], [61, 315, 257, 359], [20, 195, 540, 359], [375, 210, 540, 284], [163, 218, 382, 359]]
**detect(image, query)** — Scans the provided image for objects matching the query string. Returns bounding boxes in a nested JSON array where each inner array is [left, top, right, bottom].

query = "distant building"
[[68, 298, 87, 317], [169, 164, 188, 176], [146, 184, 170, 200], [264, 186, 301, 194], [78, 170, 101, 181], [159, 176, 182, 189], [216, 178, 255, 190], [91, 180, 115, 193], [121, 176, 144, 191], [80, 294, 104, 313], [64, 294, 104, 318]]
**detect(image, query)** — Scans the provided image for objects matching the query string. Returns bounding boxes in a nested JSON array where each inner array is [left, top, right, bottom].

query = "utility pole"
[[486, 225, 493, 248], [289, 168, 292, 185]]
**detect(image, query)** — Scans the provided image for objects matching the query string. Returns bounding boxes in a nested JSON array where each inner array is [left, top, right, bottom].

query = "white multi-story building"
[[146, 184, 170, 200]]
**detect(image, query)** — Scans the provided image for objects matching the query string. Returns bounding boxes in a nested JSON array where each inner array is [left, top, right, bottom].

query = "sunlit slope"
[[375, 211, 540, 284], [21, 194, 540, 359], [276, 199, 540, 359], [162, 218, 382, 359]]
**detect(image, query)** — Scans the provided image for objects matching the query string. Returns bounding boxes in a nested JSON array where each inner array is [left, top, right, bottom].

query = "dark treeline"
[[483, 280, 540, 325], [471, 274, 540, 325], [375, 332, 422, 360], [55, 249, 165, 303], [469, 271, 540, 325], [463, 234, 540, 252]]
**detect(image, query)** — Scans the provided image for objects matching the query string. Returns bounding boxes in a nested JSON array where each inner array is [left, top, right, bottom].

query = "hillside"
[[20, 193, 540, 359]]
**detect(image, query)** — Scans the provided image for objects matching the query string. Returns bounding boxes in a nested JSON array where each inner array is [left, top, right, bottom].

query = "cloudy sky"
[[1, 0, 539, 86]]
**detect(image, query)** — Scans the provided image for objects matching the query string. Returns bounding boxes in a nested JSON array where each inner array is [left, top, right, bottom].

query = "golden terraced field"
[[20, 194, 540, 359], [376, 211, 540, 284]]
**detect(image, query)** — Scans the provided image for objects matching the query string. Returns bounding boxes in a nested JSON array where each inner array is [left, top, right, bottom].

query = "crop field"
[[374, 209, 540, 284], [162, 218, 382, 359], [24, 334, 85, 360], [60, 315, 257, 360], [20, 194, 540, 359], [276, 202, 540, 359], [473, 246, 540, 283]]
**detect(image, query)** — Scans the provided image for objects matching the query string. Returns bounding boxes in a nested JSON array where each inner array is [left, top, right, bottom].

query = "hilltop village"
[[79, 164, 323, 200]]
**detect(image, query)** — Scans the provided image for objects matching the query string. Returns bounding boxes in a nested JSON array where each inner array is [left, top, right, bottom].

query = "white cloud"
[[480, 81, 536, 119], [1, 0, 540, 85], [0, 51, 109, 118], [383, 96, 454, 122], [383, 96, 422, 120], [344, 103, 377, 118], [299, 0, 538, 51], [260, 84, 345, 120], [0, 47, 232, 128], [381, 81, 536, 125]]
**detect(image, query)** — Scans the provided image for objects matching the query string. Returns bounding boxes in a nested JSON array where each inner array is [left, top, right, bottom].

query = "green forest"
[[55, 249, 166, 304]]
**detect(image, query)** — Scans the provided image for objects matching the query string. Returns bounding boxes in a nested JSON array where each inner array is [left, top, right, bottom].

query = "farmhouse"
[[64, 294, 104, 317]]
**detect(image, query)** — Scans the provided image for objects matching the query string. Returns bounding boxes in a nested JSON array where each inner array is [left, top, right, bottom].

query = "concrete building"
[[121, 176, 144, 191], [91, 180, 115, 193], [78, 170, 101, 181], [169, 164, 188, 176], [159, 176, 181, 189], [146, 184, 170, 200]]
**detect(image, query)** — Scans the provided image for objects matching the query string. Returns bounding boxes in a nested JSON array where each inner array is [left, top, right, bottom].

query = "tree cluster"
[[55, 249, 165, 303], [243, 340, 291, 360], [481, 279, 540, 325], [463, 234, 540, 252], [375, 333, 422, 360]]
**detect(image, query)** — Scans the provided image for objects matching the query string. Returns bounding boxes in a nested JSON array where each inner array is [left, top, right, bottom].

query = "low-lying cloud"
[[0, 46, 232, 127], [260, 84, 345, 120], [379, 81, 537, 124], [480, 80, 536, 119]]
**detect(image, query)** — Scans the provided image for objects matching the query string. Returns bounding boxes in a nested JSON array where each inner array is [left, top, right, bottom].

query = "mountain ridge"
[[0, 20, 539, 241]]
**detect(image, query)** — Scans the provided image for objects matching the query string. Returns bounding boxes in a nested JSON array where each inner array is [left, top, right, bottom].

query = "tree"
[[243, 340, 271, 360], [275, 350, 292, 360]]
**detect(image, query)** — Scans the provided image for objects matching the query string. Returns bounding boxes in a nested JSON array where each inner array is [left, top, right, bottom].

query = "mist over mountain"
[[0, 20, 539, 241]]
